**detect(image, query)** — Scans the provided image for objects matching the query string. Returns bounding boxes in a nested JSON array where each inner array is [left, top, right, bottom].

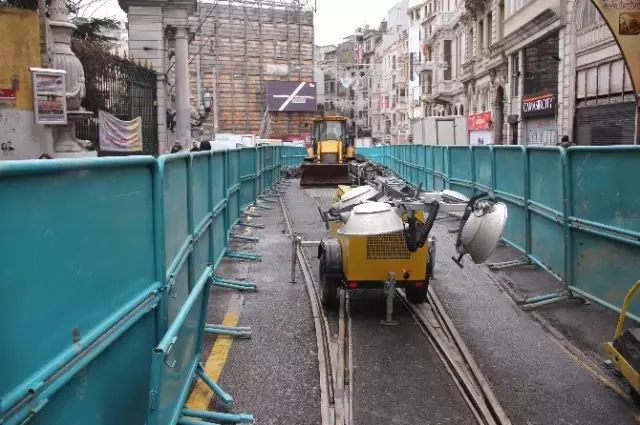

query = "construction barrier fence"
[[0, 146, 291, 425], [365, 144, 640, 320]]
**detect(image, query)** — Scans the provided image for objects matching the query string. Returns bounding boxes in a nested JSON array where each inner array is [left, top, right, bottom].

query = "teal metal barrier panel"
[[280, 146, 306, 167], [211, 152, 228, 267], [227, 150, 241, 231], [367, 143, 640, 322], [256, 148, 264, 195], [0, 157, 161, 425], [566, 146, 640, 320], [239, 148, 257, 208], [471, 146, 493, 193], [433, 146, 448, 190], [161, 155, 192, 325], [424, 146, 435, 190], [357, 146, 383, 162], [493, 146, 527, 253], [149, 153, 212, 425], [526, 147, 567, 281], [0, 147, 291, 425], [448, 146, 473, 197]]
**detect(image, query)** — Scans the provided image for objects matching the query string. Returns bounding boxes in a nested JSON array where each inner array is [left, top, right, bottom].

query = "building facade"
[[320, 0, 637, 146]]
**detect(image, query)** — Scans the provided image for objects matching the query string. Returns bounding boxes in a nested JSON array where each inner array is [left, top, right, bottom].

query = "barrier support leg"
[[212, 276, 258, 291], [518, 289, 590, 310], [237, 221, 265, 229], [243, 211, 262, 218], [487, 256, 531, 271], [196, 363, 234, 406], [181, 408, 254, 424], [251, 201, 273, 210], [230, 233, 260, 242], [204, 325, 251, 339], [225, 250, 262, 261], [258, 195, 277, 203], [177, 417, 221, 425]]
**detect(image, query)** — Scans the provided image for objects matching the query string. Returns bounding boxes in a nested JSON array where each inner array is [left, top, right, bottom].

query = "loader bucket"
[[300, 163, 352, 187]]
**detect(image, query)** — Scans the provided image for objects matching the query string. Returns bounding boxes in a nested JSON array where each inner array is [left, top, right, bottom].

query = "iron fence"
[[73, 41, 158, 155]]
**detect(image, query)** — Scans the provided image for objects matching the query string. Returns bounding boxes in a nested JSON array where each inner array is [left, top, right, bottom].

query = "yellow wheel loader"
[[299, 115, 356, 187]]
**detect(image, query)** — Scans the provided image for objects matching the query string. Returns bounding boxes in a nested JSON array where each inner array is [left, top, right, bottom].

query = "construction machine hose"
[[404, 201, 440, 253]]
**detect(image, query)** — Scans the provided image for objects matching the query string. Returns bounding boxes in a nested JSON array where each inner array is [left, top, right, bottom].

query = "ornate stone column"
[[174, 26, 191, 145], [48, 0, 93, 154]]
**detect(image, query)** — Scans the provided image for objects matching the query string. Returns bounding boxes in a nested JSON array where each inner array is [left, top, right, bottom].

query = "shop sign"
[[521, 92, 555, 118], [30, 68, 67, 125], [468, 112, 492, 130]]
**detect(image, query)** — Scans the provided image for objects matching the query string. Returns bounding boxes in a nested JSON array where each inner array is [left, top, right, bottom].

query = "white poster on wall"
[[470, 130, 493, 146]]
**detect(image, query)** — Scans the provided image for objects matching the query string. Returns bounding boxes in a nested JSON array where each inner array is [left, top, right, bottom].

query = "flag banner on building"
[[98, 110, 143, 152], [340, 78, 353, 88]]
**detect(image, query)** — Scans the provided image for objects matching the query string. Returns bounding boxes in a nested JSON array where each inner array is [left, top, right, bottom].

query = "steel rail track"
[[278, 179, 510, 425], [277, 181, 349, 425]]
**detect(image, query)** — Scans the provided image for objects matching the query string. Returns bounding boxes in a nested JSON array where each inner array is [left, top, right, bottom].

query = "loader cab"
[[306, 117, 349, 163]]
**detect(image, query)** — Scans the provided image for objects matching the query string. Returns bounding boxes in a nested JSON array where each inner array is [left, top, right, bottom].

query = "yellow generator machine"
[[603, 280, 640, 403], [299, 115, 356, 187], [317, 178, 508, 324]]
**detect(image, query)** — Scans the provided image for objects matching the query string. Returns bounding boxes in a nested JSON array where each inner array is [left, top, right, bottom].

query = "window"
[[498, 2, 505, 39], [511, 54, 519, 97], [580, 1, 603, 30], [523, 33, 559, 95], [478, 19, 484, 52], [444, 40, 452, 80], [466, 28, 472, 59], [487, 12, 493, 46]]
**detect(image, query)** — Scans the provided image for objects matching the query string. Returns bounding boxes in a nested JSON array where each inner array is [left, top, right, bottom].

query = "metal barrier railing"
[[367, 144, 640, 321], [0, 145, 307, 425]]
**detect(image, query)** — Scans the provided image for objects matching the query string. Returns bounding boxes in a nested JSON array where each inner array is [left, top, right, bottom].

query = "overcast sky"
[[82, 0, 393, 46]]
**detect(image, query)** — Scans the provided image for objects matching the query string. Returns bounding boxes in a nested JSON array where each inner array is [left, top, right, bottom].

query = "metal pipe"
[[196, 364, 233, 406], [380, 272, 398, 326], [290, 235, 299, 283], [182, 407, 254, 423], [155, 266, 213, 353]]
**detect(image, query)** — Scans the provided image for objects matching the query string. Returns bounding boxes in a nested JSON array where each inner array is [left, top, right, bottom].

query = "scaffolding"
[[188, 0, 315, 138]]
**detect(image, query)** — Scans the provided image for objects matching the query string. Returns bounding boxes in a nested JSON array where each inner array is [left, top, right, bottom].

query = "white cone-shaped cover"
[[338, 185, 380, 212], [338, 202, 405, 236], [460, 202, 508, 263]]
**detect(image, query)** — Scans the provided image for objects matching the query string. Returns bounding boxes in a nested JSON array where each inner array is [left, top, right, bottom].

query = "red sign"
[[0, 89, 16, 101], [468, 112, 492, 130]]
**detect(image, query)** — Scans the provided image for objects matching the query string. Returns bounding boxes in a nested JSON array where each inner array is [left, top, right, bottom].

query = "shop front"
[[468, 111, 492, 145], [521, 92, 557, 146]]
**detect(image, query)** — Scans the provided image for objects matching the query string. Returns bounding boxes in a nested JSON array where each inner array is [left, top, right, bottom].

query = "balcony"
[[421, 91, 435, 102], [576, 21, 613, 53], [423, 11, 462, 43], [433, 81, 455, 98], [460, 59, 475, 82], [503, 0, 563, 39]]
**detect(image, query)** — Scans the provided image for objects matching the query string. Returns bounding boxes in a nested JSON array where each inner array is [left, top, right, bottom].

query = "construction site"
[[186, 0, 315, 139]]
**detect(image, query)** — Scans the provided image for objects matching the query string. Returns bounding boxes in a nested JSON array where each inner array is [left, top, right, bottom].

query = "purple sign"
[[266, 81, 317, 112]]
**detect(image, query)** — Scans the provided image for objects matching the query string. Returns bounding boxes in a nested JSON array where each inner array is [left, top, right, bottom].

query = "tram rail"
[[276, 178, 511, 425]]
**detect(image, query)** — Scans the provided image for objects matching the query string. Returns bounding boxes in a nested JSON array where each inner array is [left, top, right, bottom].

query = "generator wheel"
[[427, 252, 435, 277], [406, 284, 428, 304], [319, 259, 339, 308]]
